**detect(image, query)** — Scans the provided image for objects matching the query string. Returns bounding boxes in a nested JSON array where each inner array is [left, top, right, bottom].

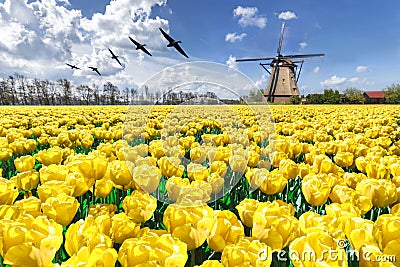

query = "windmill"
[[236, 23, 324, 103]]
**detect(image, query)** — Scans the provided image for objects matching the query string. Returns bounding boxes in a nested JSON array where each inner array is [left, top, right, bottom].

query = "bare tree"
[[92, 84, 100, 105], [15, 73, 28, 105], [0, 79, 9, 105], [76, 84, 93, 105], [8, 76, 17, 105], [57, 79, 73, 105]]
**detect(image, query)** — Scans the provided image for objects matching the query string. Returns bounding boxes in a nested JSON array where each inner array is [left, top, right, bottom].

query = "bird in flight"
[[88, 66, 101, 76], [159, 27, 189, 58], [129, 37, 152, 57], [65, 63, 80, 70], [108, 48, 123, 67]]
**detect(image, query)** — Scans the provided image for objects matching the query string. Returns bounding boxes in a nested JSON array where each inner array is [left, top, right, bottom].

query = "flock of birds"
[[65, 27, 189, 76]]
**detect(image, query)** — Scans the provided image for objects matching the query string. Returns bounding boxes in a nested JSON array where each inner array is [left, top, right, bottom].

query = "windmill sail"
[[235, 23, 324, 103]]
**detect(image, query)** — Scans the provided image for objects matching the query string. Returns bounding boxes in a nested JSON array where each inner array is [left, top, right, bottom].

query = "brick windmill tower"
[[236, 23, 324, 103]]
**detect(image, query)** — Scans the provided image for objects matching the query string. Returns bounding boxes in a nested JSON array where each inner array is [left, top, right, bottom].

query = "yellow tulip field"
[[1, 104, 400, 266]]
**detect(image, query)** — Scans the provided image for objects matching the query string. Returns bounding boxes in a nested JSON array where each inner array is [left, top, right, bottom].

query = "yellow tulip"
[[195, 260, 224, 267], [132, 164, 161, 193], [260, 169, 288, 195], [329, 185, 372, 215], [207, 172, 224, 195], [68, 155, 108, 181], [355, 156, 367, 173], [35, 147, 63, 166], [343, 172, 366, 189], [0, 147, 12, 162], [356, 179, 397, 208], [94, 177, 114, 198], [109, 160, 135, 187], [210, 160, 227, 177], [359, 244, 396, 267], [30, 216, 64, 253], [166, 176, 191, 202], [298, 212, 343, 239], [0, 177, 19, 205], [0, 205, 24, 220], [235, 198, 259, 228], [187, 162, 209, 181], [302, 175, 331, 206], [289, 231, 347, 267], [221, 238, 272, 267], [207, 210, 244, 252], [65, 216, 104, 256], [11, 169, 39, 191], [39, 164, 69, 184], [148, 140, 165, 158], [366, 162, 390, 179], [135, 156, 157, 167], [333, 152, 354, 168], [270, 151, 288, 168], [279, 159, 299, 179], [297, 163, 311, 179], [110, 212, 140, 244], [81, 134, 94, 150], [63, 246, 118, 267], [252, 205, 300, 250], [158, 156, 185, 178], [14, 196, 42, 217], [117, 234, 187, 266], [163, 203, 214, 250], [41, 193, 79, 226], [312, 154, 336, 174], [175, 180, 212, 206], [372, 214, 400, 252], [14, 155, 35, 172], [345, 217, 377, 251], [247, 149, 260, 167], [37, 180, 73, 202], [4, 243, 55, 267], [65, 171, 90, 197], [208, 146, 231, 163], [116, 146, 138, 162], [88, 204, 117, 218], [122, 190, 157, 223]]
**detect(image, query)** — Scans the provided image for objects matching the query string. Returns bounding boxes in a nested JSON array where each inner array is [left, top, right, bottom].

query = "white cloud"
[[233, 6, 267, 28], [0, 0, 84, 63], [349, 77, 359, 83], [255, 73, 268, 88], [225, 32, 247, 43], [320, 75, 347, 87], [0, 0, 185, 89], [226, 55, 238, 70], [299, 42, 307, 49], [356, 66, 368, 73], [278, 11, 297, 20], [313, 66, 320, 73]]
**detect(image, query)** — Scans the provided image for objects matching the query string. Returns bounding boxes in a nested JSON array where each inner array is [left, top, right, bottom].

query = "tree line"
[[247, 84, 400, 104], [0, 73, 229, 105]]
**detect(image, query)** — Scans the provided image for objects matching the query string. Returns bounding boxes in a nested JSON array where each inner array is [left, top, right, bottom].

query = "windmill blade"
[[284, 53, 325, 59], [235, 57, 276, 62], [296, 60, 304, 83], [277, 22, 286, 55], [259, 63, 271, 75]]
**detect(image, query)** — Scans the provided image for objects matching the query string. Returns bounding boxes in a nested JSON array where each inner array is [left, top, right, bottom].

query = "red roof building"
[[363, 91, 385, 104]]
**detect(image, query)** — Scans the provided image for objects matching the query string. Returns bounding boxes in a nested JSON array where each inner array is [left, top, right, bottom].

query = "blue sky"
[[0, 0, 399, 96]]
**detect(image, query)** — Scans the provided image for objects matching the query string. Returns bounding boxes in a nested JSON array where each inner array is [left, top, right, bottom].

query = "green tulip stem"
[[370, 208, 374, 221], [92, 184, 96, 206], [190, 250, 196, 267]]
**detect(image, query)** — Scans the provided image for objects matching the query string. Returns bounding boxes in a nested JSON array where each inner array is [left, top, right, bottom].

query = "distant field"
[[0, 105, 399, 266]]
